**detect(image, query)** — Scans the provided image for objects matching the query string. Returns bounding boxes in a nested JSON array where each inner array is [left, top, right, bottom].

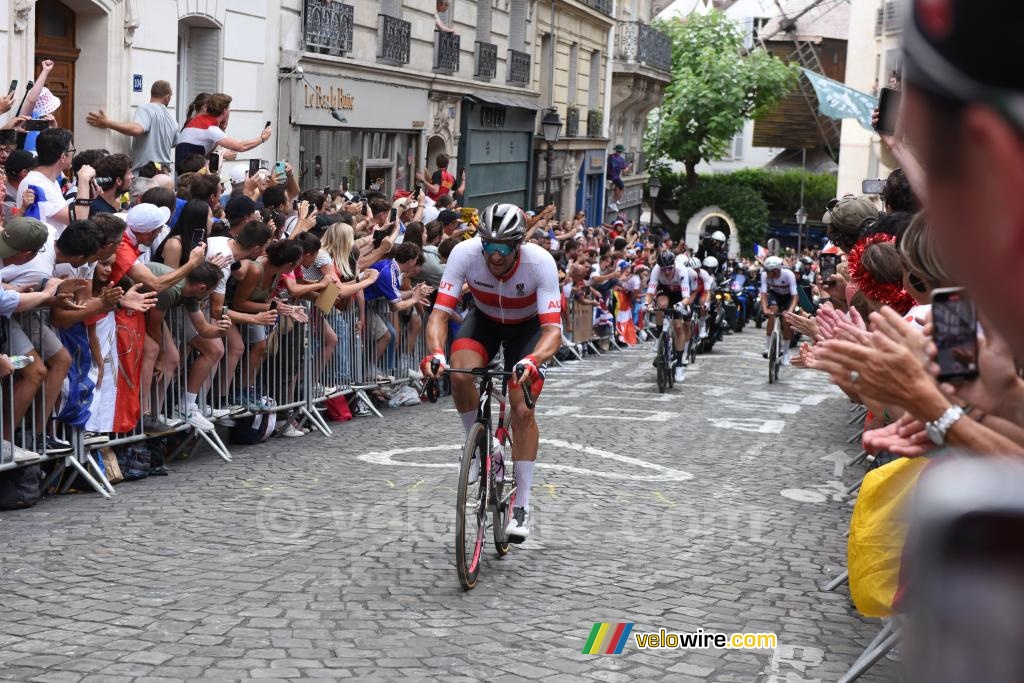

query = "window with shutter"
[[178, 24, 220, 120], [568, 43, 579, 107]]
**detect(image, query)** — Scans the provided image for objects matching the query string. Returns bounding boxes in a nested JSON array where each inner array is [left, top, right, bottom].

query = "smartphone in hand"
[[819, 253, 839, 278], [931, 287, 979, 382], [191, 228, 206, 250], [248, 158, 260, 178], [207, 153, 220, 173], [874, 87, 901, 135]]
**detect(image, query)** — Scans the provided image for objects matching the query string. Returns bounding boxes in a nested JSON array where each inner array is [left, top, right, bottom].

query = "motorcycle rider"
[[698, 256, 719, 340], [696, 230, 729, 264]]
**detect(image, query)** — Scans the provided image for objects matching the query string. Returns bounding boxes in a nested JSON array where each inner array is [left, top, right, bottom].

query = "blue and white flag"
[[801, 69, 879, 132]]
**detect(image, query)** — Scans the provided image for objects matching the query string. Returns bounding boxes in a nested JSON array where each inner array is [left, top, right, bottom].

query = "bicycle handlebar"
[[420, 359, 535, 409]]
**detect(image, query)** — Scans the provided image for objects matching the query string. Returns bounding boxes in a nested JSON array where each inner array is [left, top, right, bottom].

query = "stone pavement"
[[0, 329, 898, 682]]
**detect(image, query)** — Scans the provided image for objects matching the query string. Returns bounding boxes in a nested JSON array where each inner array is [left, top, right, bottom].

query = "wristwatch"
[[925, 404, 965, 445]]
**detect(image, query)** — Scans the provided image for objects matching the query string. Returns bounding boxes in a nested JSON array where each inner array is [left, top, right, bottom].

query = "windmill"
[[755, 0, 850, 162]]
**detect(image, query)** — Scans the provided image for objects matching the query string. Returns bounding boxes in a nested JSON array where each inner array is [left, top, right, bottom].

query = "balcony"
[[565, 107, 580, 137], [586, 109, 602, 137], [303, 0, 353, 56], [475, 41, 497, 80], [622, 151, 645, 175], [506, 49, 531, 86], [616, 21, 672, 74], [433, 30, 460, 74], [578, 0, 613, 16], [377, 14, 411, 66]]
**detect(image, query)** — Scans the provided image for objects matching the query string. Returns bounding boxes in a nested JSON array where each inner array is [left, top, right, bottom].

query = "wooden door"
[[34, 0, 79, 131]]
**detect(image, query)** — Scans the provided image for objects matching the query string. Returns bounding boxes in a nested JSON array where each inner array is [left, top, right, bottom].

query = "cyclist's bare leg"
[[451, 348, 486, 435], [508, 383, 538, 510]]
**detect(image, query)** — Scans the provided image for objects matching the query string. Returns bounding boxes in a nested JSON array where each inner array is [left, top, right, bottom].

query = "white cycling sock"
[[185, 392, 198, 410], [459, 410, 476, 436], [783, 343, 791, 359], [515, 460, 535, 510]]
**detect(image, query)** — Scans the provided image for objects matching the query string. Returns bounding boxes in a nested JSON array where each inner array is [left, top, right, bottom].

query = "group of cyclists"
[[420, 204, 817, 543]]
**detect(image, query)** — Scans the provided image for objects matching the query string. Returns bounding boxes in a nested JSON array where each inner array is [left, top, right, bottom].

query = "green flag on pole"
[[801, 68, 879, 132]]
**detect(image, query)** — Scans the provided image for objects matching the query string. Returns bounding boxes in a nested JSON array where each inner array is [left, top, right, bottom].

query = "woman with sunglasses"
[[421, 203, 563, 543]]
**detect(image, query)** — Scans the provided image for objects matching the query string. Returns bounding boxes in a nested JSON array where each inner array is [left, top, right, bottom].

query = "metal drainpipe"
[[603, 0, 616, 140]]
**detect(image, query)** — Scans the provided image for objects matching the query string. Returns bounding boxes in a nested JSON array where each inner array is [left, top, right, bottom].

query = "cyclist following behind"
[[760, 255, 798, 365], [422, 203, 562, 542], [644, 251, 693, 382], [698, 256, 719, 340]]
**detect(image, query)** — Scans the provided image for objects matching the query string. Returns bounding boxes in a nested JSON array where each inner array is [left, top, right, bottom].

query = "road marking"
[[355, 439, 693, 482], [708, 417, 786, 434]]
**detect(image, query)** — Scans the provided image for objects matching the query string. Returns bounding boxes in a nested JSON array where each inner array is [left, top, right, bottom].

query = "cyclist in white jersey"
[[759, 255, 798, 364], [422, 203, 562, 541], [644, 251, 693, 382]]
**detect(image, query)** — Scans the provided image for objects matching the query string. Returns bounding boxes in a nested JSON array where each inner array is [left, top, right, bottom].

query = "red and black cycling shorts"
[[451, 308, 546, 396]]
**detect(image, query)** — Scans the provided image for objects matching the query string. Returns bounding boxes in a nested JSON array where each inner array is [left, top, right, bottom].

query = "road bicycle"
[[647, 304, 690, 393], [422, 361, 534, 590], [767, 312, 783, 384]]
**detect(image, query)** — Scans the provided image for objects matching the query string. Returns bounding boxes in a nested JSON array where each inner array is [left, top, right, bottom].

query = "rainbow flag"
[[582, 622, 634, 655]]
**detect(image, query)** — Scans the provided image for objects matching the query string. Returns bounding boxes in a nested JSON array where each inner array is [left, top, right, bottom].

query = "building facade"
[[2, 0, 671, 221], [0, 0, 279, 158], [608, 0, 671, 225], [835, 0, 901, 197]]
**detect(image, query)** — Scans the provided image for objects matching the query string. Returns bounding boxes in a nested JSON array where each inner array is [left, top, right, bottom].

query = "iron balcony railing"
[[475, 41, 497, 80], [377, 14, 411, 66], [565, 107, 580, 137], [578, 0, 612, 16], [303, 0, 354, 56], [506, 49, 531, 86], [616, 21, 672, 73], [433, 30, 460, 74]]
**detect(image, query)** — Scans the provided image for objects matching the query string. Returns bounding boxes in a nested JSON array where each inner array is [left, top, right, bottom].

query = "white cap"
[[126, 203, 171, 233], [393, 197, 418, 211], [229, 166, 247, 185]]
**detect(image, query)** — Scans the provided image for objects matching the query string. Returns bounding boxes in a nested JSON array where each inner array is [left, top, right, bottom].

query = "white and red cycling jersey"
[[646, 263, 691, 297], [686, 267, 716, 299], [434, 237, 562, 327]]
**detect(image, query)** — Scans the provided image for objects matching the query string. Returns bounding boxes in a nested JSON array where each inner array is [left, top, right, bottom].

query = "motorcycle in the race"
[[728, 272, 752, 333], [716, 276, 740, 335], [699, 293, 730, 353], [746, 270, 765, 329]]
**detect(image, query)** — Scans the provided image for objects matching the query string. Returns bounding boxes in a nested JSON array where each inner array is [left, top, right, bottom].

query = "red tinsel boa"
[[847, 234, 915, 314]]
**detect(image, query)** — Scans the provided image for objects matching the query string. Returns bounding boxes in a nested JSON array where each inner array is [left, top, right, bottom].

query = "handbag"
[[101, 447, 123, 485]]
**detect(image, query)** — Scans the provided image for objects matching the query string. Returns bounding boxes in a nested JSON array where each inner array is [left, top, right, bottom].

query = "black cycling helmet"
[[478, 203, 526, 242], [658, 251, 675, 268]]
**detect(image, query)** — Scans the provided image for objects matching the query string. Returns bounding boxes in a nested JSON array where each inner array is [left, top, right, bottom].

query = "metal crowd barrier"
[[2, 280, 631, 503]]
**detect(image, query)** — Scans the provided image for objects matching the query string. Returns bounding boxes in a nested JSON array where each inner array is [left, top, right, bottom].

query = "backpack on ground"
[[0, 465, 44, 510]]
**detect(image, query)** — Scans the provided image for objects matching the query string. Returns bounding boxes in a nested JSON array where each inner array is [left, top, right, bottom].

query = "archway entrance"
[[35, 0, 79, 131], [684, 206, 740, 258]]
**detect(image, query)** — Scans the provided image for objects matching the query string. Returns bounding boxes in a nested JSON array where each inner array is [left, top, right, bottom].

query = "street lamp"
[[795, 206, 808, 254], [541, 107, 562, 206], [649, 175, 661, 232]]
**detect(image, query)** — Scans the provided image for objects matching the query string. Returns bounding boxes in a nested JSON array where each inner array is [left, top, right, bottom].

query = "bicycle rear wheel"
[[456, 422, 489, 590], [768, 331, 779, 384]]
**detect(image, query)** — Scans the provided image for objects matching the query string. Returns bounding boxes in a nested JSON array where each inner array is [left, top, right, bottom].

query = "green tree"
[[648, 11, 798, 189]]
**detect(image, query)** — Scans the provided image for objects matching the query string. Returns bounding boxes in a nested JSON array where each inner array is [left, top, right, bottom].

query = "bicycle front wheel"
[[768, 331, 779, 384], [492, 432, 515, 557], [456, 422, 489, 590], [656, 335, 668, 393]]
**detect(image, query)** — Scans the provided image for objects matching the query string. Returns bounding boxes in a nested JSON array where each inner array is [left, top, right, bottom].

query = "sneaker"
[[142, 415, 175, 436], [506, 506, 530, 540], [184, 404, 215, 432], [352, 401, 372, 417], [2, 442, 42, 463], [407, 368, 424, 381], [202, 405, 232, 420], [83, 431, 109, 446], [38, 433, 73, 454], [674, 366, 685, 382], [280, 423, 305, 438], [681, 354, 689, 366], [466, 455, 480, 484]]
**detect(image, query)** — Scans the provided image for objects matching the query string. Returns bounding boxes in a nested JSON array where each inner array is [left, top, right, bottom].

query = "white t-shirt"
[[16, 171, 68, 234], [206, 235, 236, 295], [903, 303, 931, 332], [0, 226, 57, 286]]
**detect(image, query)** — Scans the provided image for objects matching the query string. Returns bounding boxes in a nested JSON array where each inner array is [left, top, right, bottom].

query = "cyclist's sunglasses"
[[481, 241, 517, 257]]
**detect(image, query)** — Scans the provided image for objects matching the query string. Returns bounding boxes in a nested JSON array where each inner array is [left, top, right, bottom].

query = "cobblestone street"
[[0, 330, 897, 682]]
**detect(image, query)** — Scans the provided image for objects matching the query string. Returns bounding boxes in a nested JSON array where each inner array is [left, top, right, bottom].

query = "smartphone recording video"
[[207, 153, 220, 173], [191, 229, 206, 249], [862, 179, 886, 195], [875, 87, 901, 135], [248, 158, 260, 178], [931, 287, 979, 382], [819, 253, 839, 278]]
